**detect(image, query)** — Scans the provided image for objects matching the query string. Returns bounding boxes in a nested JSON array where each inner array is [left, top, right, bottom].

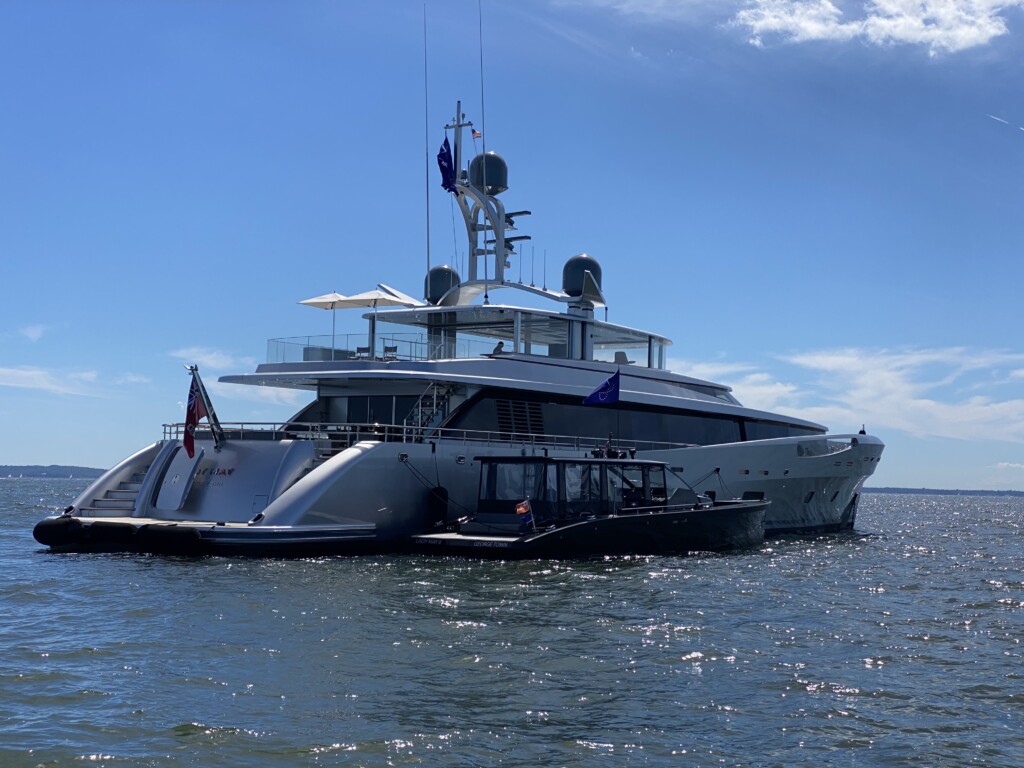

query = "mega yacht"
[[34, 103, 883, 554]]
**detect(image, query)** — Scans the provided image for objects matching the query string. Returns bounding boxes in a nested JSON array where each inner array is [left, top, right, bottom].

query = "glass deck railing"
[[267, 334, 516, 364], [266, 334, 654, 367]]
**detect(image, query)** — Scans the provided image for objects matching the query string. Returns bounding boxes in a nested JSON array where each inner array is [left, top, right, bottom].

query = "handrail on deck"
[[161, 420, 699, 459]]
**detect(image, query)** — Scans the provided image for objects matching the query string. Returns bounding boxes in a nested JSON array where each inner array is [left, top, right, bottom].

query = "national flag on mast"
[[582, 369, 620, 405], [471, 128, 482, 139], [184, 365, 225, 458], [437, 136, 459, 196], [184, 373, 207, 459]]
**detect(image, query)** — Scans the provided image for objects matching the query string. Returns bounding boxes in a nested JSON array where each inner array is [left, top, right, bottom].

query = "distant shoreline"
[[864, 487, 1024, 498], [1, 466, 1020, 496], [1, 465, 105, 479]]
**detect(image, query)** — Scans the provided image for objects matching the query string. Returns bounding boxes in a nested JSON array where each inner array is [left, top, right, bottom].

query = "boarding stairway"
[[405, 382, 454, 432], [78, 470, 148, 516]]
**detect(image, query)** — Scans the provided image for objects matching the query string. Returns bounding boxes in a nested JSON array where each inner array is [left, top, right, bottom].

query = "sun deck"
[[271, 303, 671, 369]]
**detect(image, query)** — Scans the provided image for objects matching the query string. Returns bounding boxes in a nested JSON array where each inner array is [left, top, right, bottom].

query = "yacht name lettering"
[[198, 467, 236, 477]]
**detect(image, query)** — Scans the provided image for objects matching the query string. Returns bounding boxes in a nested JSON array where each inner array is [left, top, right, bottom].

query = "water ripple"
[[4, 484, 1024, 765]]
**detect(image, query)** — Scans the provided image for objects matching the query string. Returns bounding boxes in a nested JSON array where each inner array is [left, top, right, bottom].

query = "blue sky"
[[1, 0, 1022, 490]]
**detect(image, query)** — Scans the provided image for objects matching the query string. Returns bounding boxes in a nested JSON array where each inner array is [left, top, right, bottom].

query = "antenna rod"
[[423, 5, 431, 282], [453, 100, 463, 179], [477, 0, 489, 253], [478, 0, 486, 156]]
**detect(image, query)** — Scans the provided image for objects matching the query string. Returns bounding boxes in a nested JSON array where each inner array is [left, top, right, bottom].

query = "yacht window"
[[519, 314, 571, 359], [606, 465, 623, 507], [620, 464, 645, 507], [744, 421, 824, 440], [564, 463, 600, 502], [648, 465, 667, 503], [605, 464, 645, 507], [347, 396, 369, 424], [490, 462, 549, 502], [368, 396, 392, 423], [395, 396, 419, 425], [562, 462, 601, 518], [338, 395, 422, 426], [447, 391, 744, 447]]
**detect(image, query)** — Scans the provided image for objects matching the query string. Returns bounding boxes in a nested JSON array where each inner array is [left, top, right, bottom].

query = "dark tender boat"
[[412, 455, 767, 558], [32, 512, 382, 557]]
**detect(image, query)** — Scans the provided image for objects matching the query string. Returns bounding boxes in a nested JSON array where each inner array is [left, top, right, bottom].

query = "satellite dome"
[[424, 265, 461, 305], [469, 152, 508, 196], [562, 254, 602, 297]]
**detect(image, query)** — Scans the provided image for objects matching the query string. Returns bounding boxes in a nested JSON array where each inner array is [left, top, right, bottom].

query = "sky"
[[1, 0, 1022, 490]]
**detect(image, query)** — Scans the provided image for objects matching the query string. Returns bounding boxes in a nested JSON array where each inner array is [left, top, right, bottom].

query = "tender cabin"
[[463, 456, 700, 534]]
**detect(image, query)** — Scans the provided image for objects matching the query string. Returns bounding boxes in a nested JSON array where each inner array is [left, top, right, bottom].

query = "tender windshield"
[[606, 463, 646, 507], [483, 462, 552, 502], [663, 466, 699, 505]]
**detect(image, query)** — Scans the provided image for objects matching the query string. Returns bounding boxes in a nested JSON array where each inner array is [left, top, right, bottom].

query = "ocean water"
[[1, 478, 1022, 767]]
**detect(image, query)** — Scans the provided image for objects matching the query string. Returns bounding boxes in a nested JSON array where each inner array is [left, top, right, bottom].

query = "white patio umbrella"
[[334, 288, 420, 310], [376, 283, 427, 307], [298, 291, 348, 352], [325, 289, 422, 359]]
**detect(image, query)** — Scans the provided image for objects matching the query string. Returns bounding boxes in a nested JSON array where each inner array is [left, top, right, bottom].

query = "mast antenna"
[[422, 5, 431, 283], [478, 0, 487, 157]]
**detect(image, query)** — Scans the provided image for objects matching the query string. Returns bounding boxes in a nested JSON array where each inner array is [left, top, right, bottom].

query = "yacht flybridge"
[[34, 102, 884, 556]]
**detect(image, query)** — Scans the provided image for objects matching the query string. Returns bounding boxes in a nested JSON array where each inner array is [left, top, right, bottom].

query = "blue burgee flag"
[[437, 136, 458, 196], [583, 369, 620, 405]]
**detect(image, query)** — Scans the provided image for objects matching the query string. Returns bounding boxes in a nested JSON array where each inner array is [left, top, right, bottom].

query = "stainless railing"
[[161, 421, 699, 459], [161, 421, 860, 462]]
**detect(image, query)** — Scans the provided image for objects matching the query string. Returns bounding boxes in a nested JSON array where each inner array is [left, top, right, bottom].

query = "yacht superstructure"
[[34, 102, 883, 553]]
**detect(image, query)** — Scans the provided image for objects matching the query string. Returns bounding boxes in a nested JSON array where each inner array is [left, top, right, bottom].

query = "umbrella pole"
[[331, 309, 336, 357], [368, 303, 377, 360]]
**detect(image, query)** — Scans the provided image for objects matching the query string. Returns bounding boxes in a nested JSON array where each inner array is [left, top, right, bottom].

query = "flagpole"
[[188, 365, 225, 451]]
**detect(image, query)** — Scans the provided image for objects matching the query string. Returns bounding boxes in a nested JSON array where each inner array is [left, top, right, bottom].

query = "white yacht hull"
[[644, 434, 884, 534], [36, 431, 882, 553]]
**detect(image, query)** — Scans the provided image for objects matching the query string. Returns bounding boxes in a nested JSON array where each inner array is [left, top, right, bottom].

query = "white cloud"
[[116, 373, 152, 385], [70, 370, 98, 383], [670, 347, 1024, 442], [175, 381, 304, 413], [562, 0, 1024, 54], [996, 462, 1024, 470], [0, 366, 88, 395], [733, 0, 1024, 54], [206, 380, 304, 407], [554, 0, 723, 23], [674, 359, 761, 381], [169, 347, 256, 371], [19, 325, 45, 342]]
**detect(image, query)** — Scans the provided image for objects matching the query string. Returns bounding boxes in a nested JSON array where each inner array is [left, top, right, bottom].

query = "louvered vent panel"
[[495, 400, 545, 436]]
